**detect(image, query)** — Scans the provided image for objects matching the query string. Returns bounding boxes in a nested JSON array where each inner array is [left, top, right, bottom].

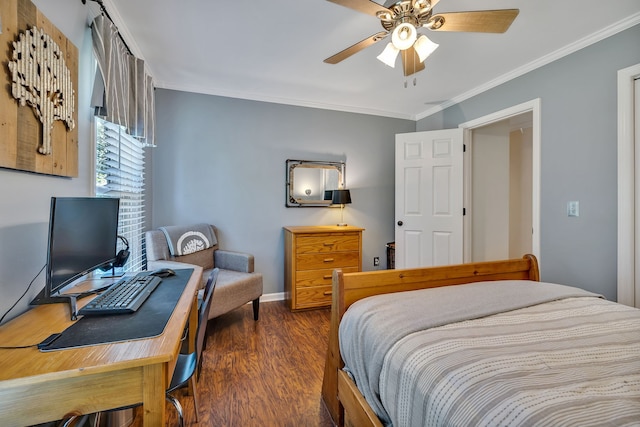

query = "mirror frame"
[[286, 159, 346, 207]]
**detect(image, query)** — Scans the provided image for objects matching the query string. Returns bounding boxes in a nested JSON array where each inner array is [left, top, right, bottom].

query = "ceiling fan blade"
[[324, 32, 388, 64], [327, 0, 392, 17], [401, 46, 426, 77], [428, 9, 519, 33]]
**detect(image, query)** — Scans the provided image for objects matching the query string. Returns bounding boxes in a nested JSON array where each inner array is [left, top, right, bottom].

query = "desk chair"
[[168, 267, 218, 424], [59, 268, 219, 427]]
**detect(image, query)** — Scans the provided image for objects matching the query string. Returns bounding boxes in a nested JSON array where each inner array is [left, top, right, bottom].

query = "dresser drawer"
[[295, 285, 332, 309], [295, 267, 359, 287], [296, 251, 360, 271], [296, 233, 360, 254]]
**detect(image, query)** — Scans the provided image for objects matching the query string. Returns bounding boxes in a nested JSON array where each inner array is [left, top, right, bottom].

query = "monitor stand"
[[100, 265, 124, 279], [31, 290, 87, 321]]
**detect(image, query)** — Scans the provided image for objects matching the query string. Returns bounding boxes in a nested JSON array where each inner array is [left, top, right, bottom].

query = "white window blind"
[[95, 117, 146, 273]]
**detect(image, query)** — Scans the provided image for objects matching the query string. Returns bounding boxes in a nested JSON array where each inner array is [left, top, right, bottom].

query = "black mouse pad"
[[41, 268, 194, 351]]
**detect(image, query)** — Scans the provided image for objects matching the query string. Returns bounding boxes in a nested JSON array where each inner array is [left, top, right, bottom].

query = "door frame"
[[458, 99, 542, 265], [617, 63, 640, 307]]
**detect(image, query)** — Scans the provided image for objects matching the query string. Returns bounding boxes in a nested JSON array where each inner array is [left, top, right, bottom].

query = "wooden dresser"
[[284, 225, 364, 311]]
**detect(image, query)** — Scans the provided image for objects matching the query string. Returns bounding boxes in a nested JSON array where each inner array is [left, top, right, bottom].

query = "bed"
[[320, 255, 640, 427]]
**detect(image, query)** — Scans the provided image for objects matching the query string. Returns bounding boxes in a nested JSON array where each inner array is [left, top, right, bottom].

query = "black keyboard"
[[78, 274, 162, 316]]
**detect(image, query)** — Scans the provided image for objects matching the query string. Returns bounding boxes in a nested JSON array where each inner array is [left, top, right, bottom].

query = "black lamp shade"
[[332, 189, 352, 205]]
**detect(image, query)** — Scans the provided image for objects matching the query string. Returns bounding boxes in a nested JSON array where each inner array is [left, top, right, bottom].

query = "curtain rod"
[[81, 0, 133, 55]]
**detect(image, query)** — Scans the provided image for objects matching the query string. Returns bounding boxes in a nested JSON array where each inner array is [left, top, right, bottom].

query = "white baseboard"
[[260, 292, 284, 302]]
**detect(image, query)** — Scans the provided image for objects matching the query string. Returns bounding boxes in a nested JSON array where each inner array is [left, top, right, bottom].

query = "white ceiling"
[[105, 0, 640, 120]]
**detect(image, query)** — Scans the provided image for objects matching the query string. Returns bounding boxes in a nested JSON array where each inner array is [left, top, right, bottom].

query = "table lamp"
[[332, 189, 352, 226]]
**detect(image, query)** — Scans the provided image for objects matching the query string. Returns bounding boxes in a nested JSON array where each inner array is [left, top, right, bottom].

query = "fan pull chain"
[[403, 77, 418, 88], [404, 49, 418, 88]]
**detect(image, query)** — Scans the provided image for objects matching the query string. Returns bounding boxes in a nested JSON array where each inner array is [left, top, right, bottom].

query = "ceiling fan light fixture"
[[414, 35, 439, 62], [391, 22, 417, 50], [377, 42, 400, 68]]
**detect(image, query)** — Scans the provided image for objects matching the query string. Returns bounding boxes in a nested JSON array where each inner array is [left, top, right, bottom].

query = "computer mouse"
[[150, 268, 175, 278]]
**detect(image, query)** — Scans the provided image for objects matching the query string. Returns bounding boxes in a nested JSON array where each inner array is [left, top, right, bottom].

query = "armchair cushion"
[[174, 247, 215, 271], [208, 269, 262, 319]]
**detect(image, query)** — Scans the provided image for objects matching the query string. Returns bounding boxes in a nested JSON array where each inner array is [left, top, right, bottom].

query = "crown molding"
[[101, 2, 639, 123], [102, 0, 411, 120], [154, 80, 415, 120], [415, 13, 640, 121]]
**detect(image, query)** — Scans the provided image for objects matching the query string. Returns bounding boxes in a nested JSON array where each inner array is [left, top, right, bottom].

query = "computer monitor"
[[31, 197, 120, 319]]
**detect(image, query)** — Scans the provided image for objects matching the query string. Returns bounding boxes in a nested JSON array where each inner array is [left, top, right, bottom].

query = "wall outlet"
[[373, 257, 380, 267]]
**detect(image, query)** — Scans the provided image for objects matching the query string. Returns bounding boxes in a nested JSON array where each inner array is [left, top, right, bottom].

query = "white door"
[[395, 129, 464, 269]]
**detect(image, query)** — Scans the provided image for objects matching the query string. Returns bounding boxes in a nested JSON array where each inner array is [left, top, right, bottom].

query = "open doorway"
[[467, 114, 533, 261], [460, 99, 541, 264]]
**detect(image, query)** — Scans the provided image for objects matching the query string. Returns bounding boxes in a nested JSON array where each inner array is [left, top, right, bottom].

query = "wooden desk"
[[0, 266, 202, 427]]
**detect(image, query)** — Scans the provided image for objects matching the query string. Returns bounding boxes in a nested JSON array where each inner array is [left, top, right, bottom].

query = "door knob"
[[397, 221, 403, 226]]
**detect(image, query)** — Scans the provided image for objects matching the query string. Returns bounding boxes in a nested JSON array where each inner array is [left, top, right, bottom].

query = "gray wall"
[[151, 90, 415, 296], [417, 24, 640, 300], [0, 0, 96, 323]]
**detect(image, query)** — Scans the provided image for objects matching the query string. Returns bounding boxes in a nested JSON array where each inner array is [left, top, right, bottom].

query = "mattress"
[[339, 280, 640, 426]]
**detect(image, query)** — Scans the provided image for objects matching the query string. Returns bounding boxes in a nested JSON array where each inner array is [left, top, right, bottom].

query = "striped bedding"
[[339, 280, 640, 427]]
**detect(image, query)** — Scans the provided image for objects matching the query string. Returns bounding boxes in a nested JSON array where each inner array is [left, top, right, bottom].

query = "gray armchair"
[[145, 224, 263, 320]]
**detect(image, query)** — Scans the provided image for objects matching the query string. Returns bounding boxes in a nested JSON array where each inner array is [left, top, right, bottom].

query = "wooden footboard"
[[321, 254, 540, 426]]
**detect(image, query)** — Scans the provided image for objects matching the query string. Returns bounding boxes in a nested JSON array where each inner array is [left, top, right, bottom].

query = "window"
[[95, 117, 147, 272]]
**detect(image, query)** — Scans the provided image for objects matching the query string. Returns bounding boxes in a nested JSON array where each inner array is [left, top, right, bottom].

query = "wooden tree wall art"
[[0, 0, 79, 177], [8, 27, 76, 156]]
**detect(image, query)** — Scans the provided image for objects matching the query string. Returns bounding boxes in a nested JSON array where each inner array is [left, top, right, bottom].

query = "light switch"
[[567, 201, 579, 217]]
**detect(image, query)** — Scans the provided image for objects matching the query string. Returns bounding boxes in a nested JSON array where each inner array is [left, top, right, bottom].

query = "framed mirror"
[[286, 159, 345, 207]]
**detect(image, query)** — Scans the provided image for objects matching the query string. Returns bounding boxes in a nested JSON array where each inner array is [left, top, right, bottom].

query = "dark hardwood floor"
[[133, 301, 335, 427]]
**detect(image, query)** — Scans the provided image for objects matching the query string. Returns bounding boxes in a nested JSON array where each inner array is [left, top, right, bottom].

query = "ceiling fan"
[[324, 0, 519, 76]]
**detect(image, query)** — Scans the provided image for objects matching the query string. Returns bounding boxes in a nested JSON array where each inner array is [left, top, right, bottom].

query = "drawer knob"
[[323, 290, 333, 296], [323, 275, 332, 279], [323, 258, 335, 263]]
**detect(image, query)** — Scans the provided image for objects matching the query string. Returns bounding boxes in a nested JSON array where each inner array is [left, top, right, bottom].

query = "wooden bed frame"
[[320, 254, 540, 427]]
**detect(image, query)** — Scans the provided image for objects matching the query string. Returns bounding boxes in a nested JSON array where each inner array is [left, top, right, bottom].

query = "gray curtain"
[[91, 14, 155, 146]]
